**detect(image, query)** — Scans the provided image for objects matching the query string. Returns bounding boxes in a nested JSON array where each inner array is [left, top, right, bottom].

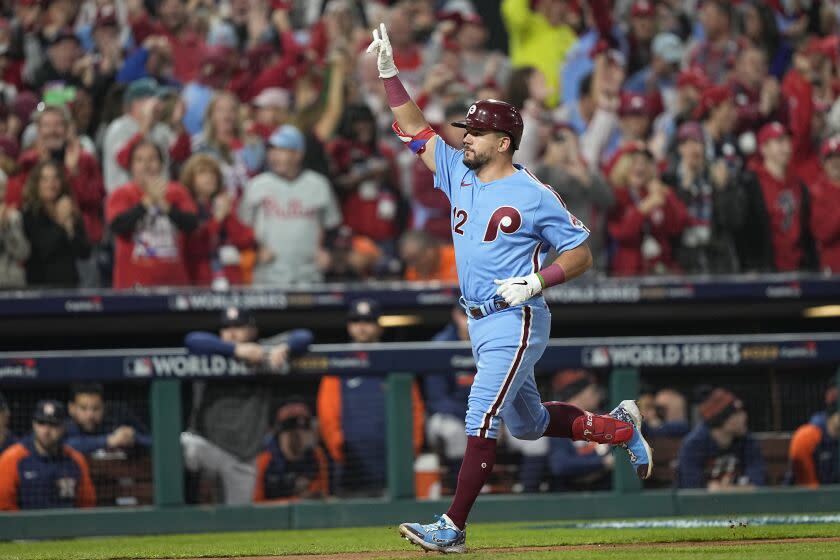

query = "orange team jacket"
[[317, 376, 424, 464], [0, 439, 95, 510], [253, 436, 329, 502], [404, 244, 459, 283], [789, 419, 839, 488]]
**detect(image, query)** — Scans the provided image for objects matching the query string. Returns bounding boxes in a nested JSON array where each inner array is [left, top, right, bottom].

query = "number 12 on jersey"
[[453, 207, 468, 235]]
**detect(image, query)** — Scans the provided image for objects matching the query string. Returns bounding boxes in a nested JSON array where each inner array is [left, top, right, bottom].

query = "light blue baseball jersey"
[[433, 138, 590, 302]]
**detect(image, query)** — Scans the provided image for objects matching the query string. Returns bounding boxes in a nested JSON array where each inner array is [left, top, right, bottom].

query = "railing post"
[[610, 368, 641, 494], [386, 372, 415, 500], [151, 379, 184, 506]]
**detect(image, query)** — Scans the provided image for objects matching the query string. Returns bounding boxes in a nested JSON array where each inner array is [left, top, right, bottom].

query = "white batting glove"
[[494, 274, 543, 306], [365, 23, 399, 78]]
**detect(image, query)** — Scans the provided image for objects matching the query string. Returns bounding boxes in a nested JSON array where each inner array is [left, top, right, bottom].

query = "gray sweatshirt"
[[239, 170, 342, 285]]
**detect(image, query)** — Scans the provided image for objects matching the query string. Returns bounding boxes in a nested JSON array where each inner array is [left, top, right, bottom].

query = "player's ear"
[[498, 135, 510, 153]]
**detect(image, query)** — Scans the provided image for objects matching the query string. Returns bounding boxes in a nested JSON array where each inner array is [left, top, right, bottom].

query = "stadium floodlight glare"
[[378, 314, 423, 327], [802, 305, 840, 318]]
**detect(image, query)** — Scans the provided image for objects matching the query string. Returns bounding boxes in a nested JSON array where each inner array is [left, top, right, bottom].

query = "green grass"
[[1, 520, 839, 560]]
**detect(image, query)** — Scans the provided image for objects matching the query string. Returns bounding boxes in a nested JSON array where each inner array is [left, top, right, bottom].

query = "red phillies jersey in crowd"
[[185, 200, 256, 286], [106, 182, 197, 289], [327, 139, 401, 242], [752, 163, 803, 272], [607, 186, 692, 276]]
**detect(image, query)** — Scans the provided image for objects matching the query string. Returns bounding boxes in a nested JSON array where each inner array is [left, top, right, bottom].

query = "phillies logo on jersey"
[[483, 206, 522, 242]]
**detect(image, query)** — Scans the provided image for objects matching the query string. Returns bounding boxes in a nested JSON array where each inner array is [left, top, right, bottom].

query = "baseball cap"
[[693, 85, 732, 119], [274, 400, 312, 431], [124, 78, 160, 104], [591, 38, 627, 67], [676, 68, 708, 91], [94, 5, 119, 28], [757, 122, 788, 149], [804, 36, 839, 61], [619, 92, 649, 117], [13, 91, 39, 123], [698, 388, 743, 427], [0, 135, 20, 160], [551, 370, 596, 401], [220, 306, 256, 328], [677, 121, 704, 144], [253, 88, 291, 110], [631, 0, 656, 18], [347, 298, 382, 322], [207, 22, 238, 49], [33, 399, 67, 425], [652, 33, 684, 64], [820, 136, 840, 159], [268, 124, 305, 151]]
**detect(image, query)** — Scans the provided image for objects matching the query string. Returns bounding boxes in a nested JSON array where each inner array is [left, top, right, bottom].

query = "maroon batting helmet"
[[451, 99, 524, 150]]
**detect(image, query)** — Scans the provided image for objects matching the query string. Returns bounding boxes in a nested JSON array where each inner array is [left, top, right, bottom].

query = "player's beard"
[[463, 149, 490, 170]]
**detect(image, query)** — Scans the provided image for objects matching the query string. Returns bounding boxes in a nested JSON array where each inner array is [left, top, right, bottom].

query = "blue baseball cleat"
[[399, 514, 466, 554], [609, 399, 654, 480]]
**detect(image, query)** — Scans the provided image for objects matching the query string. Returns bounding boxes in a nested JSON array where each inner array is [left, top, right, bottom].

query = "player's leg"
[[493, 315, 652, 479], [448, 304, 549, 524], [400, 305, 544, 553], [219, 458, 257, 505], [540, 399, 653, 480]]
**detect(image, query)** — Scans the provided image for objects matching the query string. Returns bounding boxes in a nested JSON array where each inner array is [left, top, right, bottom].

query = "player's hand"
[[268, 344, 290, 369], [235, 342, 265, 364], [366, 23, 398, 78], [494, 274, 543, 307]]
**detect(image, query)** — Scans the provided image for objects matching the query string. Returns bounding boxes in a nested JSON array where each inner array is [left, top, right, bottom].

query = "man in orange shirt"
[[399, 230, 458, 283], [253, 401, 328, 502], [0, 400, 95, 510], [317, 299, 424, 496], [789, 386, 839, 487]]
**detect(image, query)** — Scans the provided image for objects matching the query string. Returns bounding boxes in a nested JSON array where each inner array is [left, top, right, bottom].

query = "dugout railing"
[[1, 333, 840, 539]]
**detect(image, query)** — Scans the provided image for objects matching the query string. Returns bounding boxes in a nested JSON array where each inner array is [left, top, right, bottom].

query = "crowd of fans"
[[0, 300, 837, 509], [2, 0, 840, 291]]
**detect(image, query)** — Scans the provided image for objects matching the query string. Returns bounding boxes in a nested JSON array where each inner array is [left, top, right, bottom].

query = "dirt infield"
[[186, 536, 840, 560]]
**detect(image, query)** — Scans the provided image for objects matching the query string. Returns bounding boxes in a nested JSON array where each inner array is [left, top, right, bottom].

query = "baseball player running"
[[367, 24, 652, 554]]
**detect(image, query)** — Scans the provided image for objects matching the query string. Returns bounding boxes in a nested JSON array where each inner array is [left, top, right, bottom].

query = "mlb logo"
[[583, 347, 610, 367], [125, 358, 153, 378]]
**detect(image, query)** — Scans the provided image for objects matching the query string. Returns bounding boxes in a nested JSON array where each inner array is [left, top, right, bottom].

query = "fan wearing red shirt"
[[106, 140, 198, 289], [606, 143, 691, 276], [737, 122, 817, 272], [327, 104, 402, 245], [179, 154, 255, 286], [810, 137, 840, 274]]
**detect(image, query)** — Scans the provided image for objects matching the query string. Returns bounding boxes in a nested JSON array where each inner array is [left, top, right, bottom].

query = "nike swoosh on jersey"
[[460, 179, 472, 187]]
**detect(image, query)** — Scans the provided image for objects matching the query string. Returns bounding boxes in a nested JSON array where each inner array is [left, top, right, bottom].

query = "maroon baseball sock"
[[541, 401, 584, 438], [542, 401, 634, 444], [445, 436, 497, 530]]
